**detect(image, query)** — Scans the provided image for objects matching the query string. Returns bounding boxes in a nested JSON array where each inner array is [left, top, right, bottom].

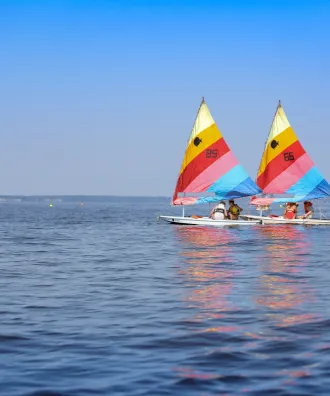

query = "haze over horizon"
[[1, 0, 330, 196]]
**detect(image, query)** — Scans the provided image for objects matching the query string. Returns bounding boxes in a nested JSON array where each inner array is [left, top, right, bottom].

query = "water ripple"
[[1, 199, 330, 395]]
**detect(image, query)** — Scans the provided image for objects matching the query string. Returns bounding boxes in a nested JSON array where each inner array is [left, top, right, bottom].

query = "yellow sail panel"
[[179, 123, 222, 174], [257, 126, 298, 176], [265, 105, 291, 146], [187, 101, 216, 145]]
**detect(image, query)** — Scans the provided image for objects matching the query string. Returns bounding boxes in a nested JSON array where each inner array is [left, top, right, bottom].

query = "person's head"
[[220, 201, 226, 205], [229, 199, 234, 205], [304, 201, 312, 207]]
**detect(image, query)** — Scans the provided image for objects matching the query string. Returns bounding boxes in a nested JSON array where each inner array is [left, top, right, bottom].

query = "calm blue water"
[[1, 196, 330, 396]]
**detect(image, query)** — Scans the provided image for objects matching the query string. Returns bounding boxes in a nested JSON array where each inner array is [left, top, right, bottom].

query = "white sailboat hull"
[[240, 214, 330, 225], [159, 215, 261, 226]]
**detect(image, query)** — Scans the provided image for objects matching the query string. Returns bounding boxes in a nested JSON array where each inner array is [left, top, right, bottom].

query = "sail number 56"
[[206, 149, 218, 158], [284, 152, 294, 161]]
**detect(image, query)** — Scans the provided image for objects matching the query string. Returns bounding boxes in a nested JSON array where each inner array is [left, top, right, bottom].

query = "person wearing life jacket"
[[284, 202, 297, 219], [228, 200, 243, 220], [210, 201, 227, 220], [298, 201, 314, 219]]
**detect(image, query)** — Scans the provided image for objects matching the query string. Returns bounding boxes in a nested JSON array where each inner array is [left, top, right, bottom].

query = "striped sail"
[[172, 99, 261, 205], [251, 102, 330, 205]]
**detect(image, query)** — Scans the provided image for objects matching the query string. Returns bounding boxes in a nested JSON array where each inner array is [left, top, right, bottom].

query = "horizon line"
[[0, 194, 172, 198]]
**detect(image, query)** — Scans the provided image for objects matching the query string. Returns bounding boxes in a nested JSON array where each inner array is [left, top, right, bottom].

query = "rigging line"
[[316, 198, 325, 219], [319, 198, 327, 219]]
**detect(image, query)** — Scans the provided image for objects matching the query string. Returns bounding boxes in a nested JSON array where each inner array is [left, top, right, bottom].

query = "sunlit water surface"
[[1, 197, 330, 395]]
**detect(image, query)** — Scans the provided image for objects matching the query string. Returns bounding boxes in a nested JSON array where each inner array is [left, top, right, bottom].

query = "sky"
[[1, 0, 330, 196]]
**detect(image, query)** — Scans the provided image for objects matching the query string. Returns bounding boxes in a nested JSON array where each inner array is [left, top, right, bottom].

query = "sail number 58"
[[284, 152, 294, 161]]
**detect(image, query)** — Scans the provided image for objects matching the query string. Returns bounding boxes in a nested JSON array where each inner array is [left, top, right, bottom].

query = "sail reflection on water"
[[174, 226, 239, 328], [256, 225, 318, 327]]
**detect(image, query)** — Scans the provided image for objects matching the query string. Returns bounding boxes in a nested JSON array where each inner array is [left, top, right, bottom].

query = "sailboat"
[[241, 101, 330, 225], [159, 98, 262, 226]]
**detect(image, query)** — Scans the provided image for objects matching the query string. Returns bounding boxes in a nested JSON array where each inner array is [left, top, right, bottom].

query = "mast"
[[256, 99, 282, 188], [172, 96, 205, 208], [256, 100, 281, 216], [182, 97, 204, 216]]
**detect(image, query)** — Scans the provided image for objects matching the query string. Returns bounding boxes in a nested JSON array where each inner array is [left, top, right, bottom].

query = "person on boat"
[[284, 202, 297, 219], [210, 201, 227, 220], [298, 201, 314, 219], [228, 200, 243, 220]]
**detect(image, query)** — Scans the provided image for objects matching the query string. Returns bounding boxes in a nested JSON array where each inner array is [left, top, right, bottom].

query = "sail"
[[251, 102, 330, 205], [172, 99, 261, 205]]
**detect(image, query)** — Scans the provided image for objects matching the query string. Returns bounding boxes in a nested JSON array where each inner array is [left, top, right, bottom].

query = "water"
[[1, 196, 330, 395]]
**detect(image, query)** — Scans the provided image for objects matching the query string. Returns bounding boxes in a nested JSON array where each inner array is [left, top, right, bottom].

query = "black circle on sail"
[[194, 137, 202, 147], [270, 140, 279, 149]]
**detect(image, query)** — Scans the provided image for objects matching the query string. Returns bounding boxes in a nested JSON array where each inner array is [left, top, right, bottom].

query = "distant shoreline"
[[0, 195, 171, 198], [0, 195, 172, 202]]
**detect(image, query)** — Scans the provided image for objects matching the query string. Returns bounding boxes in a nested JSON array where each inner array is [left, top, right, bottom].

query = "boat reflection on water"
[[255, 225, 318, 327], [174, 226, 239, 330], [172, 224, 322, 388]]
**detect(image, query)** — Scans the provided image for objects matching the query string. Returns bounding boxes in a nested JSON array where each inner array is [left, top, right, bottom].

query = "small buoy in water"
[[49, 204, 53, 207]]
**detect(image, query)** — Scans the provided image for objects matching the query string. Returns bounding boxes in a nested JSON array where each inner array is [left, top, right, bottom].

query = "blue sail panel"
[[195, 165, 261, 204], [259, 167, 330, 204]]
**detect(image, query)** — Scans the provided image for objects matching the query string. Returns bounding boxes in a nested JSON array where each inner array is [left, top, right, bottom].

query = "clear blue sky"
[[1, 0, 329, 195]]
